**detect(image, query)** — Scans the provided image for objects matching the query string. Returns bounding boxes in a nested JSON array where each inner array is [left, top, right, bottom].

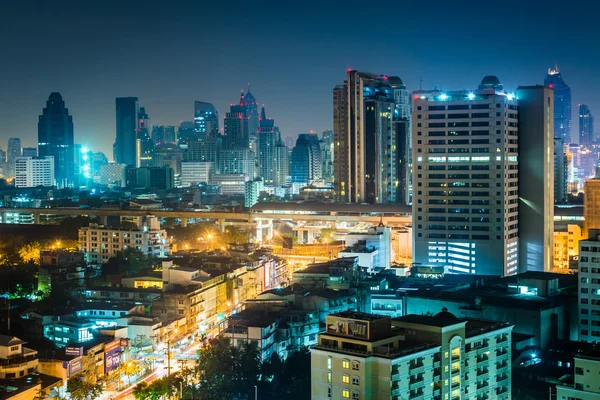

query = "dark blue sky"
[[1, 0, 599, 157]]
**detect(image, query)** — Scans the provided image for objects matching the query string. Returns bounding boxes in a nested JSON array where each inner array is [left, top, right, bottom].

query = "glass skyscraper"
[[579, 104, 594, 147], [114, 97, 139, 166], [544, 64, 572, 143], [38, 92, 75, 187]]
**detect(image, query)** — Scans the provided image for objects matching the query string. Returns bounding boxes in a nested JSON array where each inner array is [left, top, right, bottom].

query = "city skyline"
[[1, 1, 599, 157]]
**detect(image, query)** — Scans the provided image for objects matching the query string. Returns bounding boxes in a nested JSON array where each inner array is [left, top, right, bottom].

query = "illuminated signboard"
[[104, 339, 122, 374], [63, 356, 83, 378]]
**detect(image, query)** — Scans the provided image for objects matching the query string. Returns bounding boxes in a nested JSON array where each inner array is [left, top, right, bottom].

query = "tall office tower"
[[554, 137, 568, 203], [136, 166, 174, 190], [273, 143, 289, 186], [544, 64, 572, 143], [516, 86, 554, 273], [7, 137, 21, 174], [333, 70, 398, 204], [223, 103, 249, 149], [115, 97, 139, 166], [14, 156, 55, 188], [0, 148, 6, 179], [178, 121, 195, 145], [580, 104, 594, 147], [185, 138, 219, 164], [194, 101, 219, 140], [152, 143, 182, 176], [412, 76, 519, 276], [0, 148, 5, 162], [290, 133, 322, 185], [37, 93, 75, 187], [218, 148, 255, 177], [22, 147, 37, 158], [151, 126, 177, 144], [320, 130, 334, 183], [257, 106, 283, 184], [137, 107, 153, 167], [244, 90, 260, 137]]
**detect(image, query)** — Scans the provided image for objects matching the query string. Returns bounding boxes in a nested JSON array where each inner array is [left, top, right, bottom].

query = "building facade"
[[579, 104, 595, 147], [78, 216, 171, 263], [333, 71, 400, 204], [0, 335, 38, 380], [38, 92, 75, 187], [554, 137, 568, 203], [554, 224, 582, 271], [115, 97, 139, 166], [544, 64, 572, 143], [194, 101, 219, 140], [14, 156, 55, 188], [578, 230, 600, 342], [291, 133, 322, 185], [180, 161, 214, 187], [557, 353, 600, 400], [311, 311, 512, 400], [412, 76, 519, 276], [7, 137, 21, 177]]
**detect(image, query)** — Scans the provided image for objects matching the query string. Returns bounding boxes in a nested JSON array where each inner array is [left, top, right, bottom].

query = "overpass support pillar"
[[34, 213, 41, 224], [181, 218, 187, 228], [218, 219, 226, 233]]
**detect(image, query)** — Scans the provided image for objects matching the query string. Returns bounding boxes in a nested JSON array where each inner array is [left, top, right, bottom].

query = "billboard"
[[104, 339, 122, 374], [65, 346, 83, 356], [326, 317, 369, 340], [63, 356, 83, 378]]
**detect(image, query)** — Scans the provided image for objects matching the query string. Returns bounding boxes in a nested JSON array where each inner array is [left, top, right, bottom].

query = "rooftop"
[[0, 335, 26, 347], [395, 313, 466, 328], [331, 311, 389, 322]]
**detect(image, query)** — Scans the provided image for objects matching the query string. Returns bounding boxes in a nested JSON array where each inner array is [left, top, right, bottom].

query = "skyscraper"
[[152, 126, 177, 144], [223, 102, 249, 149], [14, 156, 54, 188], [115, 97, 139, 166], [257, 106, 283, 185], [7, 138, 21, 177], [320, 130, 334, 183], [554, 137, 568, 203], [244, 90, 260, 136], [580, 104, 594, 147], [38, 92, 75, 187], [333, 70, 398, 204], [137, 107, 153, 167], [516, 85, 555, 273], [412, 76, 519, 276], [544, 64, 572, 143], [194, 101, 219, 139], [290, 133, 322, 185], [389, 76, 413, 205]]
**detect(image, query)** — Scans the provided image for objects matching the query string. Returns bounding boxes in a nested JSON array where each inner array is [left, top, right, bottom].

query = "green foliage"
[[133, 376, 178, 400], [0, 235, 26, 266], [19, 241, 42, 264], [0, 264, 38, 297], [258, 347, 311, 400], [222, 226, 249, 245], [57, 216, 98, 239], [66, 378, 103, 400], [103, 247, 153, 276]]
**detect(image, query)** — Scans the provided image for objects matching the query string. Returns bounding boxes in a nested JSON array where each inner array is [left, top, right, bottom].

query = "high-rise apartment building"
[[244, 90, 260, 137], [515, 86, 554, 273], [390, 76, 413, 205], [178, 121, 196, 145], [185, 138, 219, 164], [218, 148, 255, 178], [115, 97, 139, 166], [38, 92, 74, 187], [320, 130, 334, 183], [291, 133, 322, 185], [224, 100, 249, 150], [311, 311, 512, 400], [554, 137, 568, 203], [556, 352, 600, 398], [180, 161, 214, 187], [579, 104, 594, 147], [333, 70, 399, 204], [544, 64, 572, 143], [194, 101, 219, 139], [578, 230, 600, 341], [7, 138, 21, 177], [14, 156, 55, 188], [151, 125, 177, 145], [584, 180, 600, 239], [412, 76, 519, 276], [244, 178, 264, 208]]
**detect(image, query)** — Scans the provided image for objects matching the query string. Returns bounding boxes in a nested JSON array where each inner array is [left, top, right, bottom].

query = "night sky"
[[2, 0, 599, 157]]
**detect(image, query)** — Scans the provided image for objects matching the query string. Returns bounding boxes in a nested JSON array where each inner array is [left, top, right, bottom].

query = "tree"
[[123, 360, 143, 384], [133, 377, 178, 400], [19, 242, 42, 264], [103, 247, 153, 276], [66, 378, 103, 400], [222, 226, 248, 245]]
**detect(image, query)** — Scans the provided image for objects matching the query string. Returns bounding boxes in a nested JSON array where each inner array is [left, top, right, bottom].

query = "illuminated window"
[[327, 371, 332, 384], [342, 360, 350, 369], [327, 357, 332, 369], [445, 351, 449, 358], [342, 374, 350, 384], [451, 347, 460, 359], [452, 375, 460, 385], [342, 389, 350, 398]]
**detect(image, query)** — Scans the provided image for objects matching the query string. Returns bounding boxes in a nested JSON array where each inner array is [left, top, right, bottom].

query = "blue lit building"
[[579, 104, 594, 147], [290, 133, 321, 185], [194, 101, 219, 140], [544, 64, 572, 143]]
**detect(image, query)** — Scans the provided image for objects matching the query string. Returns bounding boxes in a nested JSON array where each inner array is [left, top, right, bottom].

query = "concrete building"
[[554, 224, 582, 271], [14, 156, 55, 188], [333, 70, 399, 204], [554, 137, 568, 203], [339, 225, 391, 270], [99, 163, 127, 186], [136, 166, 174, 190], [115, 97, 139, 166], [412, 76, 519, 276], [211, 174, 247, 195], [0, 335, 38, 379], [311, 311, 512, 400], [578, 230, 600, 342], [556, 351, 600, 400], [78, 215, 171, 263], [193, 101, 219, 140], [244, 178, 264, 208], [218, 148, 255, 179], [584, 179, 600, 238], [516, 85, 555, 274], [7, 137, 21, 177], [180, 161, 214, 187]]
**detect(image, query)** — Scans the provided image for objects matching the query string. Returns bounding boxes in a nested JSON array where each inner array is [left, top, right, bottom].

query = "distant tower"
[[194, 101, 219, 140], [544, 64, 572, 143], [137, 107, 153, 167], [38, 92, 75, 187], [115, 97, 139, 166], [291, 133, 322, 185], [258, 106, 284, 185], [579, 104, 595, 147], [7, 138, 21, 177], [244, 89, 260, 136]]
